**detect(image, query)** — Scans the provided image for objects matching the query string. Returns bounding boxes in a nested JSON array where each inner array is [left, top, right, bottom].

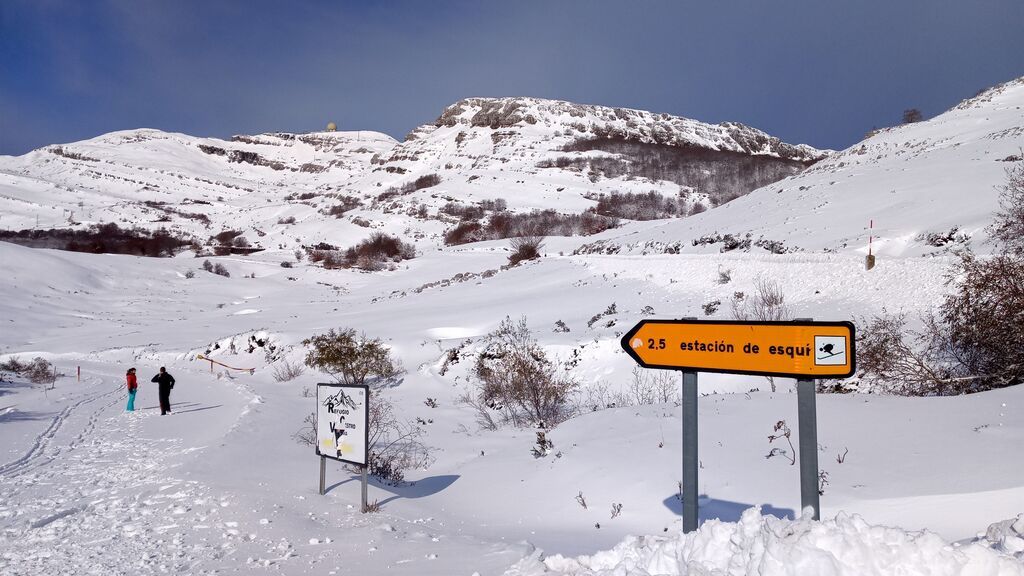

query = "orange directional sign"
[[621, 320, 855, 378]]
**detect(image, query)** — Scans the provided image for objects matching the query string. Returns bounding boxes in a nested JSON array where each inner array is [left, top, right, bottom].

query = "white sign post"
[[316, 383, 369, 510]]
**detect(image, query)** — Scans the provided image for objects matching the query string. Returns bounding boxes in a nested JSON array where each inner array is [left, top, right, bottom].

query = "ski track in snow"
[[0, 382, 122, 479], [0, 383, 251, 575]]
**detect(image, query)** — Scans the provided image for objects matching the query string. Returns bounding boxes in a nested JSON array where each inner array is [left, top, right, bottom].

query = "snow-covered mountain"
[[2, 84, 1024, 575], [576, 78, 1024, 257], [0, 97, 827, 256]]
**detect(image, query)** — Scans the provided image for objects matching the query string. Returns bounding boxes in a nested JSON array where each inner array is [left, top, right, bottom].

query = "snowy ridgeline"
[[0, 78, 1020, 260], [507, 509, 1024, 576]]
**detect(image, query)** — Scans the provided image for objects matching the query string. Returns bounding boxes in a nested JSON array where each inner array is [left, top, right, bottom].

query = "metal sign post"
[[681, 369, 699, 533], [319, 455, 326, 495], [793, 317, 820, 520], [797, 377, 820, 519], [361, 466, 369, 512]]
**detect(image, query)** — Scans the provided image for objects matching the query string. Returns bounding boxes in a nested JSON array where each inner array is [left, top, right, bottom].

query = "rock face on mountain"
[[374, 97, 826, 208], [431, 97, 823, 161]]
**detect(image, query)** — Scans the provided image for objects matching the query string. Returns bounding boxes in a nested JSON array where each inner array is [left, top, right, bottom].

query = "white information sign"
[[316, 383, 369, 466]]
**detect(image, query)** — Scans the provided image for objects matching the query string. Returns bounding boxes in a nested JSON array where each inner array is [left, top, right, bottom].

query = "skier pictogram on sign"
[[814, 336, 847, 366]]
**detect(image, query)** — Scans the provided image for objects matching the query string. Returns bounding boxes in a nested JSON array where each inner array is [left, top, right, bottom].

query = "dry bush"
[[365, 393, 431, 485], [470, 316, 578, 427], [938, 251, 1024, 390], [589, 191, 682, 220], [272, 358, 305, 382], [0, 223, 192, 257], [345, 233, 416, 270], [990, 160, 1024, 255], [293, 412, 317, 446], [856, 312, 942, 394], [444, 210, 617, 245], [626, 366, 679, 405], [508, 236, 544, 266], [731, 277, 789, 322], [2, 356, 57, 385], [456, 387, 500, 431]]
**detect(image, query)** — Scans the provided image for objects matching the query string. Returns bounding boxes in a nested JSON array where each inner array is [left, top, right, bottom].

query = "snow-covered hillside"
[[2, 82, 1024, 575], [0, 97, 826, 257], [576, 78, 1024, 257]]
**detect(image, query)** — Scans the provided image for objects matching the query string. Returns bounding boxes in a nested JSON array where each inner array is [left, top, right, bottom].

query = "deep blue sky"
[[2, 1, 1023, 156]]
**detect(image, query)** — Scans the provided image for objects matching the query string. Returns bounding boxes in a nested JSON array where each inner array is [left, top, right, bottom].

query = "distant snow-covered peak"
[[424, 96, 828, 162]]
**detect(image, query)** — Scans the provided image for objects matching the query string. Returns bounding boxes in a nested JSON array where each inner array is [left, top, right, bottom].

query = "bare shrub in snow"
[[456, 387, 500, 431], [587, 303, 617, 328], [856, 311, 954, 395], [576, 491, 588, 509], [508, 236, 544, 266], [531, 431, 553, 458], [470, 316, 578, 427], [731, 277, 789, 322], [702, 300, 721, 316], [366, 393, 430, 485], [902, 108, 924, 124], [989, 160, 1024, 256], [293, 412, 317, 446], [444, 210, 617, 245], [610, 503, 623, 519], [272, 358, 305, 382], [346, 233, 416, 270], [0, 356, 50, 384], [627, 367, 679, 405], [0, 356, 27, 380], [587, 191, 682, 220], [213, 263, 230, 277], [938, 251, 1024, 391], [766, 420, 795, 465]]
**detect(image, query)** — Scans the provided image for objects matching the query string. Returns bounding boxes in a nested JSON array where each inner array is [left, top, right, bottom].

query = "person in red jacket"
[[126, 367, 138, 412]]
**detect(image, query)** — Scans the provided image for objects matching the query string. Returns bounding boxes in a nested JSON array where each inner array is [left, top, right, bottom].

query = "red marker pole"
[[77, 366, 81, 382], [866, 219, 876, 271]]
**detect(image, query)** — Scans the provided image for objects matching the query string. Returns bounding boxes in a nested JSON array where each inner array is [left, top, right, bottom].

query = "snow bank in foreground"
[[505, 508, 1024, 576]]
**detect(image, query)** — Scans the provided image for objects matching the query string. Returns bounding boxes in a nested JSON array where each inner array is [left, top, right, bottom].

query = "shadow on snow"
[[663, 493, 794, 525]]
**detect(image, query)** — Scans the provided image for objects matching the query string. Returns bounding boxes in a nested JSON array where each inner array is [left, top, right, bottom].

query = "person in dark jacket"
[[126, 368, 138, 412], [151, 367, 175, 415]]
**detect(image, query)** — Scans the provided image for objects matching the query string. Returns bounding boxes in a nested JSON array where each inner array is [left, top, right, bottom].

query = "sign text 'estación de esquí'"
[[620, 319, 855, 378]]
